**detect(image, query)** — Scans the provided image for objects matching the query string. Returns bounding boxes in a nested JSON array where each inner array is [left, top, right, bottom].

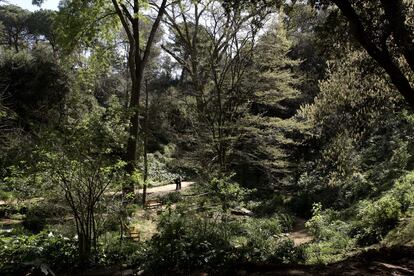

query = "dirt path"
[[139, 181, 195, 195], [104, 181, 195, 198], [288, 217, 313, 246]]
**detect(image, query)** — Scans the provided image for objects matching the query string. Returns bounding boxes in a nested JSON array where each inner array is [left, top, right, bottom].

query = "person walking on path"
[[175, 175, 182, 190]]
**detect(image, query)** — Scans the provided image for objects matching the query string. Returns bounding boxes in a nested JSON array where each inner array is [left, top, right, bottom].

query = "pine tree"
[[231, 19, 309, 188]]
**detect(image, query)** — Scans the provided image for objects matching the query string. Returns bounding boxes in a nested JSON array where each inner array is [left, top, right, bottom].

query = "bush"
[[304, 203, 355, 264], [353, 172, 414, 245], [236, 217, 300, 263], [0, 232, 77, 275], [0, 190, 13, 201], [354, 196, 401, 245], [391, 172, 414, 212], [161, 191, 183, 205], [146, 210, 236, 273], [252, 194, 287, 215], [210, 175, 250, 211], [99, 236, 148, 268], [144, 207, 302, 274], [0, 204, 22, 218], [383, 217, 414, 246]]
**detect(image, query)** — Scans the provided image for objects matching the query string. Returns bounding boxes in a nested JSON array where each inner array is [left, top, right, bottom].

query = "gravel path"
[[138, 181, 195, 195]]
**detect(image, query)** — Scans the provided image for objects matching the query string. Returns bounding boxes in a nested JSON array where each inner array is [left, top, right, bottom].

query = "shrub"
[[0, 190, 13, 201], [383, 217, 414, 246], [252, 194, 287, 216], [304, 203, 355, 264], [236, 217, 300, 263], [391, 172, 414, 212], [0, 232, 77, 275], [210, 175, 250, 212], [355, 196, 401, 245], [146, 210, 236, 273], [353, 172, 414, 245], [161, 191, 183, 205], [145, 207, 302, 274], [0, 204, 21, 218], [99, 236, 148, 267]]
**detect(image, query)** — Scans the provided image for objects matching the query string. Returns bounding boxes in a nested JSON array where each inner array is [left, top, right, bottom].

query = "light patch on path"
[[139, 181, 195, 195]]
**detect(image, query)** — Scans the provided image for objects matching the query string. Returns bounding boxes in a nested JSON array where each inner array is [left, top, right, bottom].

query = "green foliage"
[[232, 18, 308, 188], [295, 50, 413, 210], [2, 161, 54, 200], [248, 196, 296, 234], [0, 204, 22, 219], [1, 0, 414, 272], [0, 5, 30, 51], [145, 147, 182, 187], [392, 172, 414, 212], [99, 236, 148, 267], [26, 9, 57, 49], [384, 217, 414, 246], [42, 149, 126, 261], [160, 191, 183, 205], [355, 196, 401, 245], [0, 48, 68, 126], [236, 217, 300, 263], [0, 232, 77, 275], [304, 203, 356, 264], [0, 190, 13, 201], [210, 175, 250, 211], [147, 209, 237, 273], [56, 0, 118, 53], [146, 207, 301, 273], [23, 203, 67, 233], [302, 171, 414, 264], [353, 172, 414, 245]]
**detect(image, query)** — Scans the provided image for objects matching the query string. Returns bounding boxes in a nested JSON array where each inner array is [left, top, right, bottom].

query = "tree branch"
[[111, 0, 134, 44], [333, 0, 414, 108], [142, 0, 168, 66]]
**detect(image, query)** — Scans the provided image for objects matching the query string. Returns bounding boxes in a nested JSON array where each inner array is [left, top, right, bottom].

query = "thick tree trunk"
[[124, 71, 143, 195], [111, 0, 167, 197]]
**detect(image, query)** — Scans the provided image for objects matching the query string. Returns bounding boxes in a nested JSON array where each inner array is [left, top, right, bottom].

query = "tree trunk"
[[123, 51, 144, 196], [78, 229, 91, 267], [142, 79, 149, 207], [111, 0, 168, 198], [216, 87, 226, 171]]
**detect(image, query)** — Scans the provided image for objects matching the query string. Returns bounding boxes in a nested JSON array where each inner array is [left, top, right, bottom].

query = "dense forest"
[[0, 0, 414, 275]]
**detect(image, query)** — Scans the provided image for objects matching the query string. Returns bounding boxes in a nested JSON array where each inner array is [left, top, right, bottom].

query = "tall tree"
[[234, 19, 305, 187], [56, 0, 168, 196], [26, 10, 58, 52], [163, 0, 275, 172], [110, 0, 168, 196], [0, 5, 30, 52]]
